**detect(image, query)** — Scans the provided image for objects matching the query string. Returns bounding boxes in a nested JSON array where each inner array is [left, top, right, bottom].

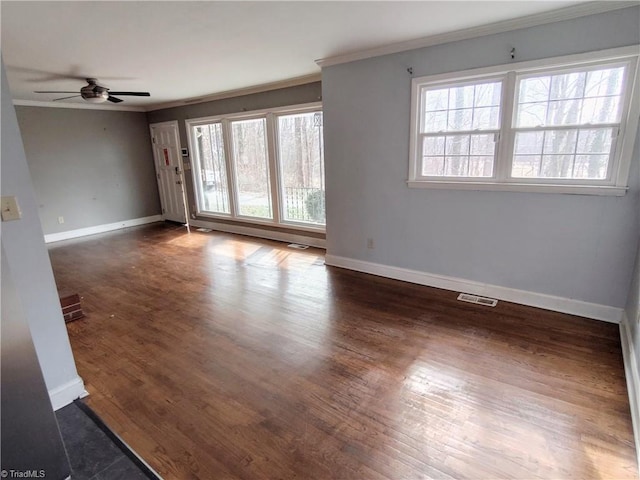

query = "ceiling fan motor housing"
[[81, 79, 109, 102]]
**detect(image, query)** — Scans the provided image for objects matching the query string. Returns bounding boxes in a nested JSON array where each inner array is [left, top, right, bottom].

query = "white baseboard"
[[49, 375, 88, 411], [44, 215, 163, 243], [190, 219, 326, 249], [325, 254, 623, 323], [621, 314, 640, 469]]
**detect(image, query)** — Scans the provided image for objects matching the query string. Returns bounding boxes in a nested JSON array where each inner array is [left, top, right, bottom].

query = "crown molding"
[[12, 99, 146, 112], [146, 73, 321, 112], [316, 1, 638, 68]]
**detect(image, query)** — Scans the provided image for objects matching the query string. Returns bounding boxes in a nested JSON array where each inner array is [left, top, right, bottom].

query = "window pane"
[[543, 130, 578, 154], [540, 155, 573, 178], [513, 128, 613, 180], [574, 155, 608, 179], [576, 128, 614, 154], [444, 156, 469, 176], [230, 118, 272, 219], [449, 85, 475, 108], [515, 131, 543, 155], [424, 110, 447, 132], [549, 71, 585, 100], [277, 112, 325, 225], [547, 99, 581, 125], [475, 83, 501, 107], [447, 108, 473, 131], [422, 156, 444, 176], [422, 81, 502, 133], [470, 134, 495, 155], [423, 136, 445, 156], [585, 67, 624, 98], [469, 156, 494, 177], [516, 65, 626, 128], [472, 106, 500, 130], [193, 123, 230, 214], [519, 76, 550, 103], [517, 102, 547, 128], [581, 96, 621, 124], [424, 88, 448, 111], [512, 155, 541, 178], [445, 135, 470, 156], [421, 133, 495, 177]]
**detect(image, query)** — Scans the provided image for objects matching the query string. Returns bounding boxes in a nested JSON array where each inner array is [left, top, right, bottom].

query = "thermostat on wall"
[[181, 148, 189, 157]]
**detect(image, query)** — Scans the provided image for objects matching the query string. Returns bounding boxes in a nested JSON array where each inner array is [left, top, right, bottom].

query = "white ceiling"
[[2, 1, 605, 110]]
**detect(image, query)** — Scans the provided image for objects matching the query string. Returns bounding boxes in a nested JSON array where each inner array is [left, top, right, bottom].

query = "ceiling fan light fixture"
[[81, 89, 109, 103], [84, 95, 108, 103]]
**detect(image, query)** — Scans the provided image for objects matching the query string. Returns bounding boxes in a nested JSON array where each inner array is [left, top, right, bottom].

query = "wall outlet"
[[58, 216, 64, 224], [1, 196, 22, 222], [367, 238, 374, 249]]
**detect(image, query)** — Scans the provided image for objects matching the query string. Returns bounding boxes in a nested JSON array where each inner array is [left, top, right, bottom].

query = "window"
[[277, 111, 325, 225], [421, 79, 502, 178], [187, 103, 325, 230], [230, 118, 272, 219], [192, 122, 230, 214], [409, 46, 640, 195]]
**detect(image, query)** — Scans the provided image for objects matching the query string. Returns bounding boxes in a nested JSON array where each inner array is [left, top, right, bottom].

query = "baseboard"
[[190, 219, 326, 249], [620, 314, 640, 468], [325, 254, 623, 323], [49, 376, 88, 411], [44, 215, 163, 243]]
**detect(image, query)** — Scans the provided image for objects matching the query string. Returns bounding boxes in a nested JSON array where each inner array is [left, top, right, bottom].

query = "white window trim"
[[408, 45, 640, 196], [185, 102, 326, 232]]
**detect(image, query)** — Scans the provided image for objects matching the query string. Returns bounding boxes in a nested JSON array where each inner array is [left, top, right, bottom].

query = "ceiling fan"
[[34, 78, 150, 103]]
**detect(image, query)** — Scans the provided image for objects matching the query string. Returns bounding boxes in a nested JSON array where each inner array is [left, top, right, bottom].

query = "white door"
[[150, 121, 187, 223]]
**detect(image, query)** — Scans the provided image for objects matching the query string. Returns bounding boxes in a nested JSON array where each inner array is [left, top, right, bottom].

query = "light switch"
[[1, 196, 22, 221]]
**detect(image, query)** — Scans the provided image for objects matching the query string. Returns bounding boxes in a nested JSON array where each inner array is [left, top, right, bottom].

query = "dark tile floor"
[[56, 402, 157, 480]]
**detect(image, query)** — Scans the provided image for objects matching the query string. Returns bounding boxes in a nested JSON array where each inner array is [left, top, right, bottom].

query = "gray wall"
[[147, 82, 321, 148], [147, 82, 322, 227], [626, 244, 640, 375], [322, 6, 640, 309], [625, 125, 640, 374], [1, 60, 82, 394], [15, 106, 161, 235]]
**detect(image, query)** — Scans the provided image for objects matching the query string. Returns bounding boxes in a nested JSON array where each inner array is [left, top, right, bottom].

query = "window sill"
[[406, 180, 628, 196]]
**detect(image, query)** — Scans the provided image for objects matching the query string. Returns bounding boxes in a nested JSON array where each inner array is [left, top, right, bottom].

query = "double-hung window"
[[187, 103, 325, 229], [409, 46, 640, 195]]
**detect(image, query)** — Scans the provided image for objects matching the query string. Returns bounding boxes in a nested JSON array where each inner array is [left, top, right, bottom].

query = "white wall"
[[322, 7, 640, 311], [1, 60, 84, 408]]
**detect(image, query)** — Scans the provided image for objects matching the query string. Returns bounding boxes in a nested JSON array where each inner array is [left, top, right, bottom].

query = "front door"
[[150, 121, 187, 223]]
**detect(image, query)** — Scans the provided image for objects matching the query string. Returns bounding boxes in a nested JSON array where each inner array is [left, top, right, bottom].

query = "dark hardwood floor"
[[49, 222, 638, 479]]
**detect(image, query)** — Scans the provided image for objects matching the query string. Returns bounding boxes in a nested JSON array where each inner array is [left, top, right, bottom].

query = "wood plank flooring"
[[49, 223, 638, 479]]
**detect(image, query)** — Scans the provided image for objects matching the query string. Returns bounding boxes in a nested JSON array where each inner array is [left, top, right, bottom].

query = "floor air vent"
[[457, 293, 498, 307]]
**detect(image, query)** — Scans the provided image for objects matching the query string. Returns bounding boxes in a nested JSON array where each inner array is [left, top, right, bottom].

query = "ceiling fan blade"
[[108, 91, 150, 96], [53, 95, 81, 101], [107, 96, 124, 103], [34, 91, 79, 94]]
